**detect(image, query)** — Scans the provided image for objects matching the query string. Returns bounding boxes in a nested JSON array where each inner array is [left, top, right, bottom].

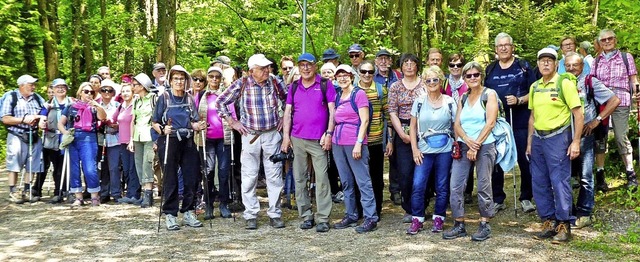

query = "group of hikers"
[[3, 29, 638, 243]]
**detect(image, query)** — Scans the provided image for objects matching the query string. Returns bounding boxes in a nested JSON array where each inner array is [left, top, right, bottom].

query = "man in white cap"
[[527, 47, 583, 244], [97, 79, 122, 203], [152, 62, 168, 95], [1, 75, 47, 204], [215, 53, 287, 230]]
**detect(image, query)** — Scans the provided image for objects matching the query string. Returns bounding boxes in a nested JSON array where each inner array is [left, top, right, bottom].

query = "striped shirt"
[[215, 76, 286, 131], [0, 90, 45, 133], [590, 50, 637, 107], [357, 82, 388, 145]]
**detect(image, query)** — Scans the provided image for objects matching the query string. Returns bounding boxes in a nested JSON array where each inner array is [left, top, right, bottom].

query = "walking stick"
[[509, 106, 518, 218], [230, 130, 237, 222], [28, 126, 34, 202], [200, 127, 212, 228], [157, 119, 172, 233], [98, 134, 107, 170], [59, 149, 68, 199]]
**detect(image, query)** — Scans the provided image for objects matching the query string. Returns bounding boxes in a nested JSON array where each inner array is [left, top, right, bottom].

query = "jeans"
[[69, 131, 100, 193], [121, 144, 140, 199], [107, 145, 122, 198], [204, 138, 231, 205], [411, 152, 452, 218], [572, 134, 595, 217]]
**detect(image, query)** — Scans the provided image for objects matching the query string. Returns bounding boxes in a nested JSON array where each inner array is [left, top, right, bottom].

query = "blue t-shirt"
[[152, 92, 199, 130], [484, 59, 535, 129], [411, 95, 456, 153]]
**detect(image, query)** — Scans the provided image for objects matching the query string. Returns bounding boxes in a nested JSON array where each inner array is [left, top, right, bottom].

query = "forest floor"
[[0, 167, 638, 261]]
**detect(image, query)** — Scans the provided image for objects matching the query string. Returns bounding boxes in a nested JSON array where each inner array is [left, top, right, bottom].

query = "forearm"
[[572, 108, 584, 142]]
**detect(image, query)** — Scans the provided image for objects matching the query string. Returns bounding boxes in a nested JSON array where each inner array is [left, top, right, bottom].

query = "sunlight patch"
[[13, 239, 39, 247]]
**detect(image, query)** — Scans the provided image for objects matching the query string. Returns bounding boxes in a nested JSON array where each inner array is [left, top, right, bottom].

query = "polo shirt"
[[528, 74, 582, 131], [286, 75, 336, 140]]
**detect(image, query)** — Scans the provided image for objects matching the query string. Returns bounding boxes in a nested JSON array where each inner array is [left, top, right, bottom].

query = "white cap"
[[537, 47, 558, 60], [207, 66, 224, 75], [17, 75, 38, 86], [335, 64, 353, 75], [247, 54, 272, 70]]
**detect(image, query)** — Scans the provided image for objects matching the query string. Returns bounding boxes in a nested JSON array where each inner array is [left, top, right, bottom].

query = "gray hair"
[[598, 29, 616, 41], [494, 32, 513, 47], [579, 41, 592, 52], [563, 51, 584, 63]]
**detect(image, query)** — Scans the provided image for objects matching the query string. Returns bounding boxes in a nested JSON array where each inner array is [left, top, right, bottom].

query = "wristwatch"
[[596, 115, 603, 122]]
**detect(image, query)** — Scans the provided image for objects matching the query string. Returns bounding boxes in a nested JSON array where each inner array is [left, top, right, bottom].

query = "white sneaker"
[[521, 200, 536, 213], [166, 214, 180, 231], [183, 211, 203, 227]]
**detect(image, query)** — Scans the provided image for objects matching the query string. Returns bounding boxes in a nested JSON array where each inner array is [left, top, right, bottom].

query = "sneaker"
[[316, 222, 330, 233], [432, 217, 444, 233], [334, 216, 358, 229], [464, 193, 472, 204], [246, 219, 258, 230], [91, 198, 100, 207], [9, 192, 26, 204], [29, 195, 41, 203], [573, 216, 593, 229], [626, 171, 638, 189], [183, 211, 203, 227], [551, 221, 571, 244], [117, 197, 133, 204], [355, 220, 377, 233], [332, 191, 344, 203], [521, 200, 536, 213], [165, 214, 180, 231], [66, 193, 76, 204], [270, 217, 285, 228], [392, 192, 402, 205], [533, 220, 557, 240], [219, 204, 232, 218], [48, 195, 64, 204], [595, 169, 608, 192], [402, 213, 412, 223], [300, 219, 315, 230], [493, 202, 506, 213], [406, 218, 423, 235], [443, 221, 467, 239], [471, 222, 491, 241], [100, 196, 110, 203]]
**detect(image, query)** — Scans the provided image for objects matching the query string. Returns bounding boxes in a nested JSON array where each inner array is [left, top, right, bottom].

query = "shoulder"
[[442, 95, 455, 104]]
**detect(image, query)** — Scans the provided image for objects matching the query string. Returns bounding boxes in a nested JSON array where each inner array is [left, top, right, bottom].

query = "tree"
[[100, 0, 109, 66], [333, 0, 366, 41], [37, 0, 59, 82], [157, 0, 176, 66], [20, 0, 39, 76]]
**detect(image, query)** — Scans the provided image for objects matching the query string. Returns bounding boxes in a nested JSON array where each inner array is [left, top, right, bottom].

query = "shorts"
[[6, 132, 43, 173]]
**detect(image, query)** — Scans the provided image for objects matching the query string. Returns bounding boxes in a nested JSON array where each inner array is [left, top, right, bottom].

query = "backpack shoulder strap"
[[375, 82, 383, 101], [485, 61, 498, 76], [349, 87, 360, 113], [10, 90, 18, 115], [585, 74, 594, 102], [621, 51, 630, 74]]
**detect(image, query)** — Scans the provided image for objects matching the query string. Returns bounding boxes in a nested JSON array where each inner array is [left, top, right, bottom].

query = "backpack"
[[335, 87, 373, 135], [160, 92, 195, 125], [530, 72, 579, 107], [461, 87, 506, 119], [1, 90, 46, 123]]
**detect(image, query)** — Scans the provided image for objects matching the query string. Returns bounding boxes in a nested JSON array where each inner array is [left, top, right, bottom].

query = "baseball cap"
[[207, 66, 224, 75], [297, 53, 316, 63], [215, 56, 231, 66], [17, 75, 38, 86], [335, 64, 353, 75], [322, 49, 340, 61], [133, 73, 153, 91], [247, 54, 272, 69], [376, 49, 392, 57], [348, 44, 364, 53], [51, 78, 68, 88], [153, 62, 166, 71], [537, 48, 558, 60]]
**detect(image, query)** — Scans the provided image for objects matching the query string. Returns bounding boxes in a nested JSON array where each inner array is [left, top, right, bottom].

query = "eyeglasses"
[[600, 36, 615, 43], [283, 67, 293, 71], [464, 73, 481, 79], [82, 90, 95, 95], [359, 69, 375, 75], [100, 88, 115, 94], [449, 63, 464, 68], [539, 58, 555, 65], [299, 63, 315, 69], [349, 54, 360, 59], [192, 77, 205, 82], [496, 44, 513, 49], [208, 75, 222, 80], [565, 63, 581, 69], [336, 75, 351, 80], [99, 72, 110, 76], [561, 42, 575, 47], [424, 78, 440, 84], [172, 77, 186, 82], [403, 61, 417, 67]]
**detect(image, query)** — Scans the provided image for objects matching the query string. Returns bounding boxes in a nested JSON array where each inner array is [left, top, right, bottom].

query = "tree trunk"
[[591, 0, 599, 27], [473, 0, 489, 51], [123, 0, 134, 74], [71, 0, 83, 88], [37, 0, 59, 82], [157, 0, 176, 66], [399, 0, 419, 54], [100, 0, 109, 66], [21, 0, 38, 76], [139, 0, 153, 74], [333, 0, 365, 41], [425, 0, 438, 47]]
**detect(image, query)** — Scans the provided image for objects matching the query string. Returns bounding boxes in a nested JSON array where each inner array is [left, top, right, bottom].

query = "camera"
[[269, 150, 294, 163]]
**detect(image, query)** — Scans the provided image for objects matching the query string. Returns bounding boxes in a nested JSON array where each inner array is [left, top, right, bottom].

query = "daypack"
[[289, 77, 330, 118], [160, 92, 195, 125], [415, 96, 455, 149], [71, 102, 97, 132], [461, 87, 506, 119], [530, 73, 580, 107], [335, 87, 373, 135]]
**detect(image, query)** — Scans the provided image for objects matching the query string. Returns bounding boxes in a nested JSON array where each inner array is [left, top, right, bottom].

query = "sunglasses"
[[192, 78, 205, 82], [100, 88, 115, 94], [208, 75, 222, 80], [600, 36, 615, 43], [82, 90, 95, 95], [424, 78, 440, 84], [465, 73, 481, 79], [449, 63, 464, 68], [283, 67, 294, 71], [349, 54, 360, 59], [360, 69, 375, 75]]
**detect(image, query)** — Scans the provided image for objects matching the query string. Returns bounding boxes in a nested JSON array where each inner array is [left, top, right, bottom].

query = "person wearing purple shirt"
[[281, 53, 336, 233]]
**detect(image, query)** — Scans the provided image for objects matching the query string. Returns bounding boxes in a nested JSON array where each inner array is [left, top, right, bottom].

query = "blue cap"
[[546, 45, 560, 51], [348, 44, 364, 53], [51, 78, 68, 88], [322, 48, 340, 61], [297, 53, 316, 63]]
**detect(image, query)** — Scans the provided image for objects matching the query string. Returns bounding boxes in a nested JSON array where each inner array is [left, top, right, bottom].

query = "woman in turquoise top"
[[443, 61, 498, 242]]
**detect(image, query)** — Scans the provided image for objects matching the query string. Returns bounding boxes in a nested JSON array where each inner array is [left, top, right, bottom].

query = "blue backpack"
[[335, 87, 374, 135]]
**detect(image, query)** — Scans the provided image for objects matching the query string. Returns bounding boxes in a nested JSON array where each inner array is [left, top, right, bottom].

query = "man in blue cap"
[[322, 48, 341, 67], [281, 53, 337, 232], [348, 44, 365, 83]]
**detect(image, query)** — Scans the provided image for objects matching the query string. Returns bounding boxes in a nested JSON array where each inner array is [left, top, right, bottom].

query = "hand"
[[352, 143, 362, 160], [525, 143, 531, 161], [163, 125, 172, 135], [413, 149, 423, 165], [467, 148, 478, 161], [567, 140, 581, 160], [322, 134, 332, 151], [127, 142, 134, 152], [281, 136, 291, 153], [38, 118, 47, 129], [463, 135, 480, 151], [89, 100, 100, 107], [384, 141, 393, 157], [153, 142, 157, 152], [400, 133, 411, 144], [230, 120, 248, 135], [583, 120, 599, 136], [505, 95, 517, 106], [22, 115, 38, 125]]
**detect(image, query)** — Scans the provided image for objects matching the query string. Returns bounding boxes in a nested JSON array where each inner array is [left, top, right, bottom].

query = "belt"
[[534, 125, 570, 139], [247, 127, 276, 135]]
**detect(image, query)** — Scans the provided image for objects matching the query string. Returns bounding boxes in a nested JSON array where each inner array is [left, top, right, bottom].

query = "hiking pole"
[[157, 119, 172, 233], [509, 106, 518, 218], [59, 149, 68, 200], [98, 133, 107, 170], [28, 125, 34, 202], [636, 84, 640, 172], [230, 130, 237, 222], [200, 127, 212, 228]]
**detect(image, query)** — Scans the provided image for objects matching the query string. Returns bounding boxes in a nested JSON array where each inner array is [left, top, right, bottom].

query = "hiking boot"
[[332, 191, 344, 203], [100, 196, 110, 203], [573, 216, 593, 229], [443, 221, 467, 239], [626, 171, 638, 190], [355, 220, 377, 233], [183, 211, 203, 227], [91, 198, 100, 207], [204, 205, 215, 220], [48, 195, 64, 204], [316, 222, 330, 233], [392, 192, 402, 205], [402, 213, 412, 223], [246, 219, 258, 230], [334, 216, 358, 229], [493, 202, 506, 213], [300, 219, 315, 230], [29, 193, 41, 203], [165, 214, 180, 231], [471, 222, 492, 241], [9, 191, 26, 204], [595, 169, 608, 192], [140, 190, 153, 208], [219, 203, 232, 218], [406, 218, 423, 235], [66, 193, 76, 204], [551, 221, 571, 244], [464, 193, 472, 204], [533, 220, 557, 240], [521, 200, 536, 213], [432, 217, 444, 233], [270, 217, 285, 228]]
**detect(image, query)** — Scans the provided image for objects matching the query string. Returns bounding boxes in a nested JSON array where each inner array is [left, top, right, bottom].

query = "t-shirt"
[[116, 102, 134, 144], [332, 89, 369, 146], [528, 74, 582, 131], [484, 59, 534, 129], [152, 92, 199, 130], [411, 95, 456, 153], [286, 75, 337, 140], [132, 93, 155, 142], [458, 90, 496, 145], [577, 74, 614, 123]]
